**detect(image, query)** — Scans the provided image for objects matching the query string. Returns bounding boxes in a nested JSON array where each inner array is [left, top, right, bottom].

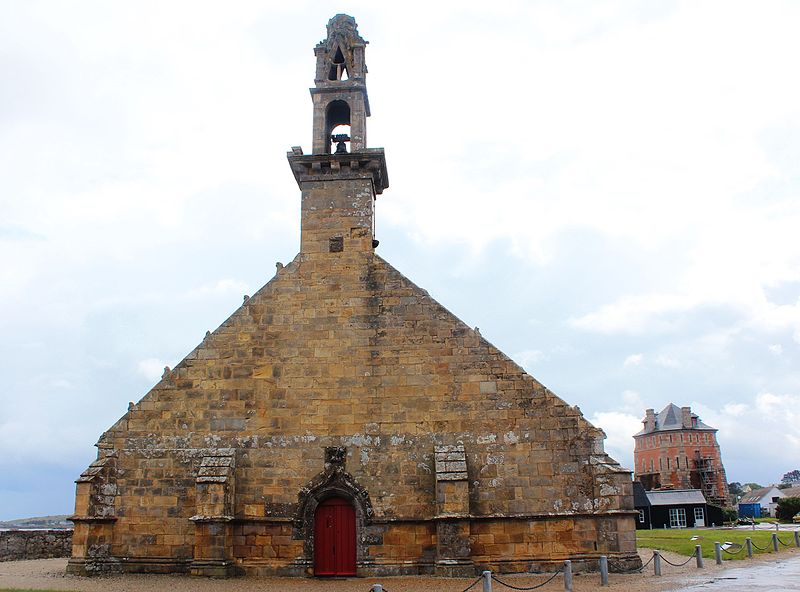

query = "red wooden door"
[[314, 497, 356, 576]]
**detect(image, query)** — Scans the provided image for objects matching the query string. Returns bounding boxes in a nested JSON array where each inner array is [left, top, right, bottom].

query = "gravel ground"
[[1, 548, 799, 592]]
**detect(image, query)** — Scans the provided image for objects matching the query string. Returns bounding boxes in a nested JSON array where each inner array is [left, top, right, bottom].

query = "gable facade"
[[67, 14, 640, 578]]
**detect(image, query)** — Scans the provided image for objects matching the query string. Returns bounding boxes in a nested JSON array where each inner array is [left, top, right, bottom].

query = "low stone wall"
[[0, 529, 73, 561]]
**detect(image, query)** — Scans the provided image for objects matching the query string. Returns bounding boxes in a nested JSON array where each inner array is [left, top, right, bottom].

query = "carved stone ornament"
[[292, 447, 373, 549]]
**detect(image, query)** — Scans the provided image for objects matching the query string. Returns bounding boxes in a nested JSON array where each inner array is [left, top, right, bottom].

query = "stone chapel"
[[68, 15, 640, 577]]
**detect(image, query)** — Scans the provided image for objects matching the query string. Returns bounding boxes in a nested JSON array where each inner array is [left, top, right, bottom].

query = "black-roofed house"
[[644, 489, 724, 529]]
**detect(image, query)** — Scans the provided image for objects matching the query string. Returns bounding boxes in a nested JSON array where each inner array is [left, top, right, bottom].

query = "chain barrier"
[[490, 569, 562, 591], [660, 549, 698, 567], [367, 535, 798, 592], [616, 552, 655, 574], [459, 575, 484, 592], [721, 546, 745, 556]]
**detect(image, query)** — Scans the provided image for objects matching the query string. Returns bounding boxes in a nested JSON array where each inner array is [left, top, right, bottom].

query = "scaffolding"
[[694, 452, 725, 505]]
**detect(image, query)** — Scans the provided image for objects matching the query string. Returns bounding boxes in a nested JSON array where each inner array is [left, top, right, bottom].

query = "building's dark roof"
[[633, 481, 650, 507], [646, 489, 707, 506], [635, 403, 715, 436], [739, 486, 784, 504]]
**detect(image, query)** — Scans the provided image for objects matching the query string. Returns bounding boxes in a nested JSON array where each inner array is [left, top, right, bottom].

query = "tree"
[[776, 497, 800, 522], [728, 482, 743, 496], [782, 469, 800, 485]]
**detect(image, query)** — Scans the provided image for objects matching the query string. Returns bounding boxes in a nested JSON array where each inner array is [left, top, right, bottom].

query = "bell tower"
[[288, 14, 388, 256]]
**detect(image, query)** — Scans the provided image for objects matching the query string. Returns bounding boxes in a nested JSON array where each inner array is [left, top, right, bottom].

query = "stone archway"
[[294, 447, 373, 571]]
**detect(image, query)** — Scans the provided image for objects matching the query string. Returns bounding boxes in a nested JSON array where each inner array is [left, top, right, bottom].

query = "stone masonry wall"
[[69, 246, 637, 575], [1, 530, 73, 562]]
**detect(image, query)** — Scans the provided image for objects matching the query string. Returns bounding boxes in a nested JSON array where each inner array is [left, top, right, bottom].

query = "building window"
[[666, 457, 670, 469], [669, 508, 687, 528], [329, 236, 344, 252], [694, 507, 704, 524], [638, 509, 645, 523]]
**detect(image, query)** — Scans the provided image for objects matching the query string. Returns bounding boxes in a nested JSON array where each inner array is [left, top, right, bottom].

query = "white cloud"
[[569, 294, 693, 335], [769, 344, 783, 355], [620, 390, 645, 415], [690, 395, 800, 482], [137, 358, 167, 383], [514, 349, 546, 370], [654, 355, 680, 369], [590, 411, 642, 470], [623, 354, 643, 368], [185, 278, 250, 300], [723, 403, 748, 417]]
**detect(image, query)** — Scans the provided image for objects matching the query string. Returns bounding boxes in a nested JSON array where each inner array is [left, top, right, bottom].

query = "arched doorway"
[[314, 496, 356, 576]]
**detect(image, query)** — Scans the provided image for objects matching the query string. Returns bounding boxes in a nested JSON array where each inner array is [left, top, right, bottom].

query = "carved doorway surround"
[[294, 447, 373, 575]]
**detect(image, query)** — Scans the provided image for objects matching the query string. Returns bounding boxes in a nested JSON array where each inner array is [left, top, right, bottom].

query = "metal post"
[[599, 555, 608, 586], [653, 551, 662, 576], [772, 532, 779, 552], [695, 545, 703, 568], [794, 531, 800, 547], [745, 537, 753, 558], [563, 560, 573, 592], [714, 542, 722, 565], [482, 570, 492, 592], [371, 585, 383, 592]]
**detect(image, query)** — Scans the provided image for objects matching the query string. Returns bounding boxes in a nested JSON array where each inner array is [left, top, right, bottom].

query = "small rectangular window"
[[329, 236, 343, 252], [638, 509, 645, 523]]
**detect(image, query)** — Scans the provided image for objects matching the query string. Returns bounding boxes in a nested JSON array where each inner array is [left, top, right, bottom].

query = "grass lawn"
[[637, 528, 797, 560]]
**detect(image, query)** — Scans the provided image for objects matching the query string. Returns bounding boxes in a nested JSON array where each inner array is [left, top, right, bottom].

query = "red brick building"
[[633, 404, 728, 507]]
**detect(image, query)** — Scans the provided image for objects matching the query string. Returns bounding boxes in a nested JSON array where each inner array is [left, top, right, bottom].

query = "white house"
[[738, 486, 785, 518]]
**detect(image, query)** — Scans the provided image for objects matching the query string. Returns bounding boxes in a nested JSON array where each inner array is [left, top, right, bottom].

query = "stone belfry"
[[289, 14, 388, 257], [68, 15, 640, 579]]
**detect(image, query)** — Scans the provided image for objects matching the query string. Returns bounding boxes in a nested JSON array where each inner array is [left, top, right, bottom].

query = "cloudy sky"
[[2, 0, 800, 520]]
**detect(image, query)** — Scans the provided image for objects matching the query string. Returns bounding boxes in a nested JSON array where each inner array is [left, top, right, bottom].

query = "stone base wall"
[[67, 515, 639, 577], [0, 530, 73, 561]]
